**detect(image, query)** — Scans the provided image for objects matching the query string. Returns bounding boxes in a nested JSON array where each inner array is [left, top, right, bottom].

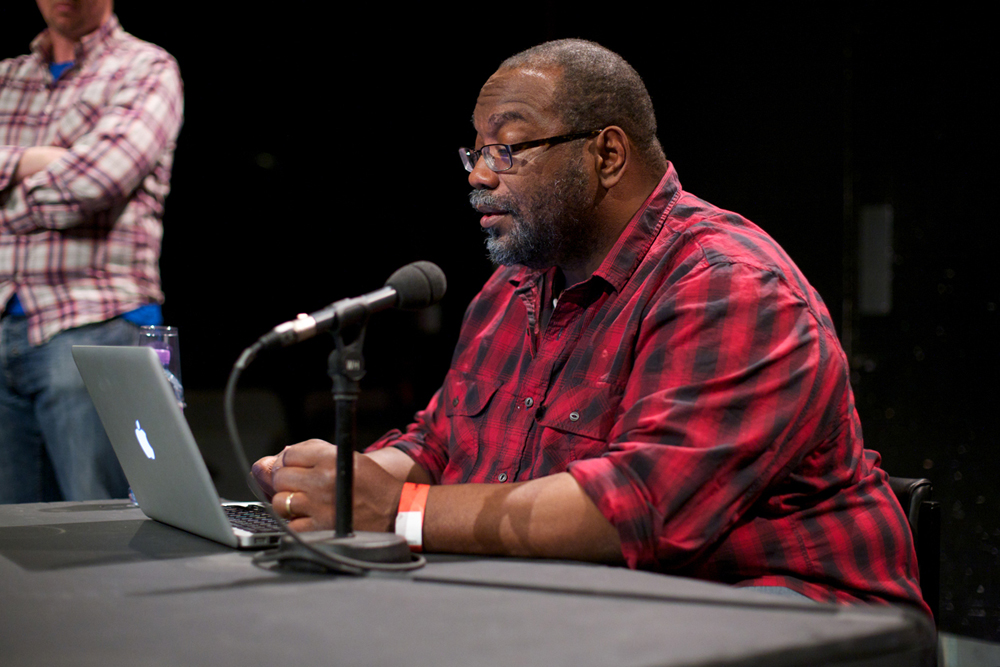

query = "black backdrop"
[[3, 4, 995, 640]]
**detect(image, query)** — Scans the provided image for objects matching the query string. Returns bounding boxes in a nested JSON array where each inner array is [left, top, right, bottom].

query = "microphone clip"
[[329, 319, 367, 390]]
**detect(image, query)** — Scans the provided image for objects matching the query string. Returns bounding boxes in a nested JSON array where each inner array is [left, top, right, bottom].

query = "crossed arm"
[[1, 53, 182, 233], [251, 442, 624, 563]]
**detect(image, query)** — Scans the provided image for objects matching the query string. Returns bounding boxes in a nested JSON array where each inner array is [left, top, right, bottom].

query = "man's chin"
[[485, 239, 512, 267], [486, 243, 551, 270], [486, 237, 524, 267]]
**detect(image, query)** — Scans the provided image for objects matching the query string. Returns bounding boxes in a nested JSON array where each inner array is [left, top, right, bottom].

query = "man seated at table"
[[252, 39, 929, 615]]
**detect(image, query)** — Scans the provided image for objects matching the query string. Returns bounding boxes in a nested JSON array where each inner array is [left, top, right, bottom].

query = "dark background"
[[4, 4, 995, 641]]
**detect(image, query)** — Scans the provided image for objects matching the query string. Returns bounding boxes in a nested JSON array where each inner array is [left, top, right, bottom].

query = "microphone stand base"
[[256, 531, 417, 575]]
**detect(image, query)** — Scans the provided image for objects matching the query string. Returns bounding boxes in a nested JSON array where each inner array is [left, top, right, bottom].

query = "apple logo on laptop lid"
[[134, 420, 156, 460]]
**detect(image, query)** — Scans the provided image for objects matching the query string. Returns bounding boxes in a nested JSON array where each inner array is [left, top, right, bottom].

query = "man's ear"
[[594, 126, 629, 189]]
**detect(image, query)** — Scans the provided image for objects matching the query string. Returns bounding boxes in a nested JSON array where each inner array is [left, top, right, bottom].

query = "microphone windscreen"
[[385, 261, 447, 309]]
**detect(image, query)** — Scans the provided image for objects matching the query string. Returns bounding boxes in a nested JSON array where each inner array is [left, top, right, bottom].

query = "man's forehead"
[[473, 67, 561, 135]]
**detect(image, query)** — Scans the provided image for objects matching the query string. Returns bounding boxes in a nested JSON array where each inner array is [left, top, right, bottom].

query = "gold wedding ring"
[[285, 492, 295, 517]]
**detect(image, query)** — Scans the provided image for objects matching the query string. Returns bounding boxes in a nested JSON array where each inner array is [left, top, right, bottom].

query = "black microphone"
[[257, 261, 446, 350]]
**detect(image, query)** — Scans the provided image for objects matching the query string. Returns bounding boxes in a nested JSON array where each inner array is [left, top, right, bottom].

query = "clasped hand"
[[251, 440, 403, 533]]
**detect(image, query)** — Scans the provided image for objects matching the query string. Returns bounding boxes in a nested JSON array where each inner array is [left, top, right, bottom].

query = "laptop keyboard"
[[223, 504, 285, 533]]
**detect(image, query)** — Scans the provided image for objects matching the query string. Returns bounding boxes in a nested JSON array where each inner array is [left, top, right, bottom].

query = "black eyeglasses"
[[459, 129, 602, 173]]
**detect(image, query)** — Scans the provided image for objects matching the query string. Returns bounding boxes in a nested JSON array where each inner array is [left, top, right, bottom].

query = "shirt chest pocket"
[[52, 96, 103, 147], [441, 373, 506, 467], [444, 374, 502, 418], [535, 382, 623, 457]]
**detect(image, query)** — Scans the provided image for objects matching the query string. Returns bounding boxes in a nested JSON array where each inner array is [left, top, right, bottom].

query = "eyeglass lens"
[[459, 145, 514, 173]]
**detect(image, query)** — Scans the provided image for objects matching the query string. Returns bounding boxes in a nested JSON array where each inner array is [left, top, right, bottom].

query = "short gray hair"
[[499, 39, 666, 169]]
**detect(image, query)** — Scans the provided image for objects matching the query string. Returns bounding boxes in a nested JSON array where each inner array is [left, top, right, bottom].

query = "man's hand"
[[13, 147, 69, 184], [252, 440, 405, 533]]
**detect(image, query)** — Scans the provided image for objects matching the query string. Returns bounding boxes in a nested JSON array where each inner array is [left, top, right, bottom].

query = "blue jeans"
[[0, 316, 137, 503]]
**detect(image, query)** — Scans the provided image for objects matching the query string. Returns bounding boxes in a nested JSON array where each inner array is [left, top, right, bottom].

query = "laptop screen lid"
[[72, 345, 245, 548]]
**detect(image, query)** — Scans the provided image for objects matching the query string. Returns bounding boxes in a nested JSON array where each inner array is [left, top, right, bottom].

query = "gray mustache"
[[469, 191, 512, 213]]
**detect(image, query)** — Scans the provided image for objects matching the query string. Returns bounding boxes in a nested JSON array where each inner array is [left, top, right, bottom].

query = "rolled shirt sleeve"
[[367, 386, 453, 483], [565, 258, 846, 569]]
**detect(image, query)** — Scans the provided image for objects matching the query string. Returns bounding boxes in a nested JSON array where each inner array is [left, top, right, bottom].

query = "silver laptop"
[[72, 345, 284, 549]]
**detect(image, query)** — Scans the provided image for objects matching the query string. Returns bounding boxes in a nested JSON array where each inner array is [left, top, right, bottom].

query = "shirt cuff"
[[566, 455, 660, 569], [0, 146, 26, 193], [366, 429, 447, 485]]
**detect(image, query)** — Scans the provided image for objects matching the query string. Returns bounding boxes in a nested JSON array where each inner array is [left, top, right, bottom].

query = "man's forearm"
[[261, 442, 624, 563], [13, 147, 69, 184], [366, 446, 434, 484], [423, 472, 624, 563], [368, 446, 623, 562]]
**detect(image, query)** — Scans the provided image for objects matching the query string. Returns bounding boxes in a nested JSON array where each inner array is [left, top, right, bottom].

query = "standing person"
[[0, 0, 183, 502]]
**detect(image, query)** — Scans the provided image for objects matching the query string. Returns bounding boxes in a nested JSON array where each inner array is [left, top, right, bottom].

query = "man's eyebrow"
[[470, 110, 529, 132]]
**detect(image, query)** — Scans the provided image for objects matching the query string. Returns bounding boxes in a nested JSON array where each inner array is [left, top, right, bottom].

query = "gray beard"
[[469, 159, 596, 270], [481, 205, 563, 269]]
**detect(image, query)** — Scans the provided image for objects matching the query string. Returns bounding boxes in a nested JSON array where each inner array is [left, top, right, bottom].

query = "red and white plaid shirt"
[[369, 164, 930, 616], [0, 15, 182, 345]]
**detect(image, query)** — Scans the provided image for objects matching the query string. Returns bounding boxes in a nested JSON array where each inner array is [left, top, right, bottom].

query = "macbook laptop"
[[72, 345, 284, 549]]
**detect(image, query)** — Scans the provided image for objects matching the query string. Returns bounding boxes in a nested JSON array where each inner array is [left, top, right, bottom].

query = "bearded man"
[[253, 39, 929, 616]]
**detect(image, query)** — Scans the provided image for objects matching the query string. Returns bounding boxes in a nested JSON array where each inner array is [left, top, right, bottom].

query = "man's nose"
[[468, 155, 500, 190]]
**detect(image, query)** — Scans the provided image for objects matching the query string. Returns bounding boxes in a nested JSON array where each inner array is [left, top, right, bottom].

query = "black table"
[[0, 501, 935, 666]]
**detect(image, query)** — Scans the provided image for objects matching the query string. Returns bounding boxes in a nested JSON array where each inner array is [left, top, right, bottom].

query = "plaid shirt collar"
[[508, 162, 683, 296], [30, 14, 122, 66]]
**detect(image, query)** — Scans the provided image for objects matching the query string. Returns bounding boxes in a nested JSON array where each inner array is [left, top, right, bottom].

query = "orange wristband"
[[395, 483, 430, 552]]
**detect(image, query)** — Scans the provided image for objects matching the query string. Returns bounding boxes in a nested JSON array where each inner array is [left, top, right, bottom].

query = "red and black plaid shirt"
[[369, 164, 928, 615], [0, 15, 182, 345]]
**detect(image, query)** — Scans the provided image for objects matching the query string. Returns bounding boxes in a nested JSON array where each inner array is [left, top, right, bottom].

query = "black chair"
[[888, 476, 941, 622]]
